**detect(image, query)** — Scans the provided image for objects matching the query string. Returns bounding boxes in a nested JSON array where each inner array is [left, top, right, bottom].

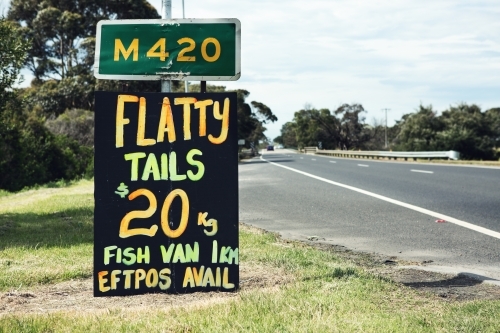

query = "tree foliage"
[[45, 109, 95, 147], [8, 0, 159, 80], [8, 0, 163, 117], [395, 105, 444, 151], [283, 104, 369, 149], [438, 104, 496, 160], [0, 18, 30, 109]]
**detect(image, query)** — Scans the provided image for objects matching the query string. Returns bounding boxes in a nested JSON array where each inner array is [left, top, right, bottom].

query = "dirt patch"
[[380, 268, 500, 301], [0, 263, 292, 316], [302, 239, 500, 302]]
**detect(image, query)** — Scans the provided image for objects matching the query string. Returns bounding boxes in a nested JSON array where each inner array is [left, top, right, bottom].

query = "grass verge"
[[1, 180, 500, 332]]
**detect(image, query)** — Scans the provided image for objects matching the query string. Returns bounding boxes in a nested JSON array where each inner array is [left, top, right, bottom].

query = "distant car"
[[266, 145, 274, 151]]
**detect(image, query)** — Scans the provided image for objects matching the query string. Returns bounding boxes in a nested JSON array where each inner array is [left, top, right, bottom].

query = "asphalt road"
[[239, 149, 500, 283]]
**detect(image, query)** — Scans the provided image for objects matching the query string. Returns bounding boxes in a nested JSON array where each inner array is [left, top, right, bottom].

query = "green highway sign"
[[94, 19, 241, 81]]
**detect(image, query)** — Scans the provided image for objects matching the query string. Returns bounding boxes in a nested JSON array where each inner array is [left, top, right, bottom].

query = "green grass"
[[1, 180, 500, 332], [0, 180, 94, 289]]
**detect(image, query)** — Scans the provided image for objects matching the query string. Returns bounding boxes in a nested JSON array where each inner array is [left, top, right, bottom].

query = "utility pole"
[[161, 0, 172, 92], [382, 108, 390, 148], [182, 0, 188, 92]]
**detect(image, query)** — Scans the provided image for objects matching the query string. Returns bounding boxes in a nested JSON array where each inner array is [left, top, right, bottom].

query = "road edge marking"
[[260, 156, 500, 240]]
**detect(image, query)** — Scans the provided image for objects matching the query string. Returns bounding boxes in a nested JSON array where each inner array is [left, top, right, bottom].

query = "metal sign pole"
[[182, 0, 188, 93], [161, 0, 172, 92]]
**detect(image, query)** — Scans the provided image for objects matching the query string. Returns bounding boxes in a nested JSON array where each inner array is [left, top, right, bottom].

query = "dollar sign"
[[115, 182, 129, 198]]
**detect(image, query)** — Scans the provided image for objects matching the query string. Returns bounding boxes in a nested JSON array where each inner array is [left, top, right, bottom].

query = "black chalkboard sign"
[[94, 92, 238, 296]]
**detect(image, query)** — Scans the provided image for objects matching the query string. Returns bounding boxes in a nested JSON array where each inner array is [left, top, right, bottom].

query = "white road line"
[[300, 157, 304, 159], [411, 169, 434, 174], [358, 164, 369, 167], [329, 161, 337, 164], [261, 156, 500, 240], [312, 159, 317, 161]]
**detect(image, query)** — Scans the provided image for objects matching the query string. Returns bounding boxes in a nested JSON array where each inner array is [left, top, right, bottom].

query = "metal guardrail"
[[301, 147, 460, 160]]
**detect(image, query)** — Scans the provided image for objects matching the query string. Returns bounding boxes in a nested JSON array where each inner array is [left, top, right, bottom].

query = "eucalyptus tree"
[[438, 104, 495, 160], [8, 0, 159, 80], [485, 107, 500, 150], [0, 17, 29, 109], [395, 105, 444, 151]]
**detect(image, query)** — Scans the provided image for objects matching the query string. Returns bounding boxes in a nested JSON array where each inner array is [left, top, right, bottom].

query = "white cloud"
[[5, 0, 500, 139]]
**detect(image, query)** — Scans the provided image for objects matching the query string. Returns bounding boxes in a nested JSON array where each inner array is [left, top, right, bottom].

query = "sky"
[[2, 0, 500, 140]]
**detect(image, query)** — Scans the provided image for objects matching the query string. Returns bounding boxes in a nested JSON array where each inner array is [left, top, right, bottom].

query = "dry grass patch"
[[0, 262, 292, 316]]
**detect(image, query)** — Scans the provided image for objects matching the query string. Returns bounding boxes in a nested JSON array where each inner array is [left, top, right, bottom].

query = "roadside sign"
[[94, 92, 239, 296], [94, 19, 241, 81], [238, 139, 245, 146]]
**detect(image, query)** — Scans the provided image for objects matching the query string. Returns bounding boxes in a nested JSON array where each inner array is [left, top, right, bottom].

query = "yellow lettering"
[[193, 266, 205, 286], [161, 189, 189, 238], [157, 97, 176, 143], [146, 269, 159, 288], [177, 37, 196, 61], [223, 267, 235, 289], [123, 270, 134, 289], [194, 99, 213, 136], [208, 98, 229, 144], [98, 271, 110, 292], [110, 270, 121, 290], [174, 97, 196, 140], [116, 95, 138, 147], [135, 269, 146, 289], [201, 37, 221, 62], [201, 267, 215, 287], [114, 39, 139, 61], [119, 189, 158, 238], [183, 267, 195, 288], [137, 97, 156, 146], [216, 267, 221, 287], [146, 38, 169, 61], [159, 268, 172, 290]]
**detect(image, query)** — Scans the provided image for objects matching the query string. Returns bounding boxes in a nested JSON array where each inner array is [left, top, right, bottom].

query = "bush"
[[0, 103, 93, 192], [45, 109, 94, 147]]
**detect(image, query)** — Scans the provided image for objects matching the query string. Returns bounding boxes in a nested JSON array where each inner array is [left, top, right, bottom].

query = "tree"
[[334, 104, 369, 150], [289, 104, 369, 150], [438, 104, 495, 160], [394, 104, 444, 151], [485, 107, 500, 150], [0, 18, 30, 109], [234, 90, 277, 146], [8, 0, 159, 80], [278, 122, 298, 148]]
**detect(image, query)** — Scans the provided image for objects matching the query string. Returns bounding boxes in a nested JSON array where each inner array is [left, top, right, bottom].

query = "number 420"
[[147, 37, 221, 62]]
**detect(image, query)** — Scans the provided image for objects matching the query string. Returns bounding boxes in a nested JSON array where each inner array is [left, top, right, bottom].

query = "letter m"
[[114, 39, 139, 61]]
